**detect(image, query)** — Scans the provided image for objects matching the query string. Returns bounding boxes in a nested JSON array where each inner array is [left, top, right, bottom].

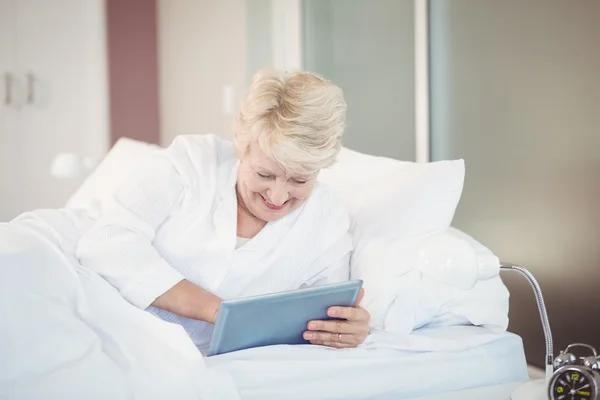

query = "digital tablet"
[[207, 279, 363, 356]]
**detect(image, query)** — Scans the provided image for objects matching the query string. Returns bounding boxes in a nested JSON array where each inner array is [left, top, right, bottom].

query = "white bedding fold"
[[0, 211, 240, 400]]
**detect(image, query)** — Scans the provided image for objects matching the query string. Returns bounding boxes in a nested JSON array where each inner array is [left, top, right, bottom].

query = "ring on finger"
[[338, 333, 342, 342]]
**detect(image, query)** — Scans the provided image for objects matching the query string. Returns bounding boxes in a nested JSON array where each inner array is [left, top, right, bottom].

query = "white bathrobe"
[[76, 134, 353, 348]]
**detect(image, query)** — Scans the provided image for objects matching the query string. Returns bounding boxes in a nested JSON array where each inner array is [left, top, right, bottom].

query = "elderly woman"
[[76, 69, 370, 350]]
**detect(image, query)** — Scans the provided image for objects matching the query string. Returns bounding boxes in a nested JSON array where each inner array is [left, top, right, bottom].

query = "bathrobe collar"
[[215, 158, 304, 248], [212, 158, 306, 296]]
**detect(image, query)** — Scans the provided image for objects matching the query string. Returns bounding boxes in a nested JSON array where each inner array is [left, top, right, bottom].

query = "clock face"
[[550, 367, 595, 400]]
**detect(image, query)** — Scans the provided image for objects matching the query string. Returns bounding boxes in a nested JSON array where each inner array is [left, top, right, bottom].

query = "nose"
[[266, 182, 289, 206]]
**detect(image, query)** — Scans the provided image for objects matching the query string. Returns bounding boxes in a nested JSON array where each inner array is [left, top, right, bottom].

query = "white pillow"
[[66, 138, 162, 212], [318, 147, 465, 329]]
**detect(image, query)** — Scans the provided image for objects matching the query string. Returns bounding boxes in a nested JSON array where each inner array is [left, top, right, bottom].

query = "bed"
[[205, 328, 527, 399], [0, 137, 531, 399]]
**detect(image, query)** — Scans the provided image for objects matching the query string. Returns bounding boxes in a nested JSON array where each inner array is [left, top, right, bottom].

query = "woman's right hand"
[[152, 279, 222, 324]]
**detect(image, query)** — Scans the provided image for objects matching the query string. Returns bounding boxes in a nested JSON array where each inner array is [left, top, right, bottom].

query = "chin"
[[258, 204, 292, 221], [259, 212, 286, 222]]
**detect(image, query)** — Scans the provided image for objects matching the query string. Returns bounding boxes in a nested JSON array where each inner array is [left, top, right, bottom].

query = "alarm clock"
[[548, 343, 600, 400]]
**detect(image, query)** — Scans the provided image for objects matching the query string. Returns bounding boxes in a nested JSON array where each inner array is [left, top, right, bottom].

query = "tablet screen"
[[207, 280, 363, 356]]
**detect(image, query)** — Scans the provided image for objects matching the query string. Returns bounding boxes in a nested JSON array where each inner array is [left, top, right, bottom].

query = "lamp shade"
[[414, 233, 479, 290]]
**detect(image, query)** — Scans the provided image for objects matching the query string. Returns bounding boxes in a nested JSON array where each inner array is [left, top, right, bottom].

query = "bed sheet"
[[206, 327, 529, 400]]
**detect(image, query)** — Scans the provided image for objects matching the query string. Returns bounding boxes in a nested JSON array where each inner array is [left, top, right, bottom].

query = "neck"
[[235, 186, 267, 238], [235, 185, 254, 219]]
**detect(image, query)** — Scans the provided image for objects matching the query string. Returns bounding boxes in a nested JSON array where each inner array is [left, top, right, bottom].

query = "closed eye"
[[257, 172, 275, 179], [292, 178, 308, 185]]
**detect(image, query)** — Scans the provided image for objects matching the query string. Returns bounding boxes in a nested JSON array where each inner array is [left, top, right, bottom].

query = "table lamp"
[[414, 232, 553, 399]]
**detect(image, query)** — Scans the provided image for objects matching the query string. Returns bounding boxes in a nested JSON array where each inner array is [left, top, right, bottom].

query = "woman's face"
[[237, 142, 317, 222]]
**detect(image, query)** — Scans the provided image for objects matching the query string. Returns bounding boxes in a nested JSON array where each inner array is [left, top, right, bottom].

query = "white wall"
[[429, 0, 600, 366], [157, 0, 247, 146], [245, 0, 272, 83]]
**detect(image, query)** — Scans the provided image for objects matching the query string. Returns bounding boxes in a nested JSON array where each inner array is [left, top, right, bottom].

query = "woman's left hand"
[[303, 288, 370, 348]]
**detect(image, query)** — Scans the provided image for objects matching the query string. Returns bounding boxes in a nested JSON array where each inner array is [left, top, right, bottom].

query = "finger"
[[328, 305, 369, 321], [354, 288, 365, 307], [310, 339, 353, 349], [306, 319, 353, 333], [308, 331, 366, 348], [304, 330, 344, 342], [323, 340, 355, 348], [308, 335, 354, 348]]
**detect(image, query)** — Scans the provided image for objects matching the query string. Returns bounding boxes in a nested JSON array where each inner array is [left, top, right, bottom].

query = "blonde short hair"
[[234, 69, 347, 176]]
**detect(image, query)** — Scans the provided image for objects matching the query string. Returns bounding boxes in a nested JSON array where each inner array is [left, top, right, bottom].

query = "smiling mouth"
[[260, 195, 288, 211]]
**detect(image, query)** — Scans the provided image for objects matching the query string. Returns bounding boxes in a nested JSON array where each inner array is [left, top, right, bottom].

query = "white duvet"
[[0, 210, 524, 399], [0, 211, 239, 400]]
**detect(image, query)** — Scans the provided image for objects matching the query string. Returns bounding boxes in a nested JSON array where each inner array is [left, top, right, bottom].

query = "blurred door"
[[0, 0, 108, 222], [302, 0, 415, 160], [0, 0, 23, 221], [16, 0, 108, 214], [430, 0, 600, 367]]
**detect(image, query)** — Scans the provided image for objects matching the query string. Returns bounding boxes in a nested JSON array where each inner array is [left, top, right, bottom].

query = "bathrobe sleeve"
[[76, 153, 188, 310]]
